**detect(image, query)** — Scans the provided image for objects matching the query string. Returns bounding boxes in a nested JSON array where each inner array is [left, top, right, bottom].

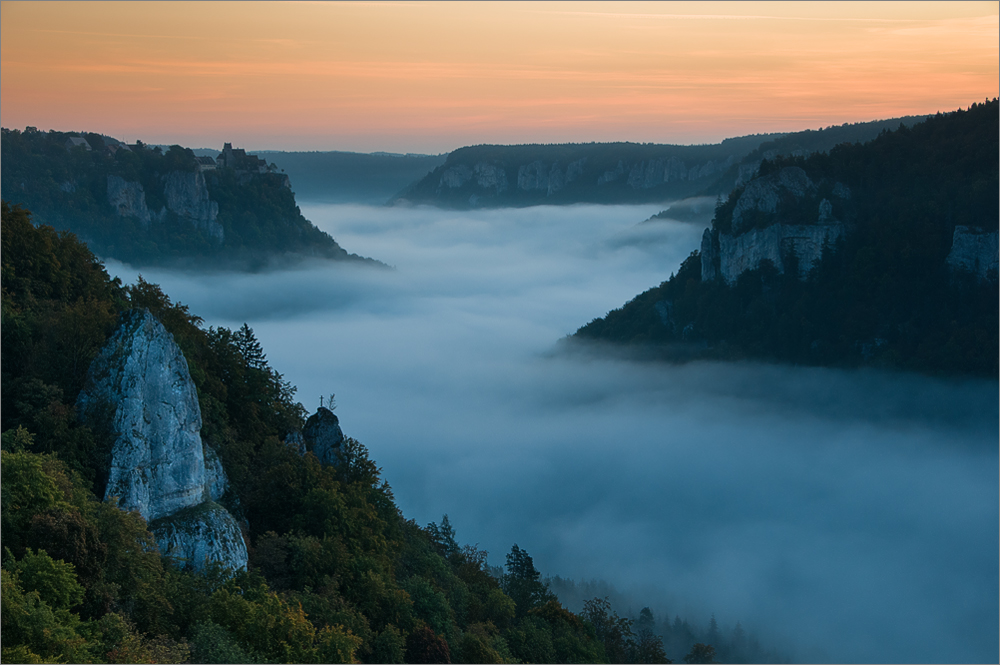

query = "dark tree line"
[[576, 100, 999, 377]]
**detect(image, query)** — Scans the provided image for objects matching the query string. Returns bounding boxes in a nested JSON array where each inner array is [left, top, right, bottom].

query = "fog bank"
[[105, 203, 998, 664]]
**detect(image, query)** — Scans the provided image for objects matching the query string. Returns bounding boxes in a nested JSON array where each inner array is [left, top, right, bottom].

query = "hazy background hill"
[[393, 114, 931, 209]]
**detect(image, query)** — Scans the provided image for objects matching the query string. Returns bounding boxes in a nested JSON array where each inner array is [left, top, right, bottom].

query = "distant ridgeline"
[[392, 114, 931, 209], [574, 100, 999, 377], [0, 129, 374, 268]]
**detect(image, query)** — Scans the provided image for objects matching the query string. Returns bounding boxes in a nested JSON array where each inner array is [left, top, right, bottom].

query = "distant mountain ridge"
[[392, 114, 931, 209]]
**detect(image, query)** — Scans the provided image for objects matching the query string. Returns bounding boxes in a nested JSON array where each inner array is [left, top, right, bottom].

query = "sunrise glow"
[[1, 1, 997, 152]]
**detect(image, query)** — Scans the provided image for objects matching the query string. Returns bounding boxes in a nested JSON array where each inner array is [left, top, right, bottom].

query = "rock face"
[[203, 445, 228, 503], [78, 309, 206, 521], [150, 502, 248, 573], [716, 223, 843, 284], [302, 407, 344, 466], [702, 167, 849, 284], [731, 167, 815, 234], [947, 226, 999, 282], [107, 176, 152, 226], [107, 171, 223, 241], [78, 309, 247, 572], [162, 171, 223, 241]]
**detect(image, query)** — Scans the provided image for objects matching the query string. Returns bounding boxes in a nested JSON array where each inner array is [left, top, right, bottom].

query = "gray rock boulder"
[[150, 502, 248, 573], [78, 309, 205, 521], [302, 407, 344, 466]]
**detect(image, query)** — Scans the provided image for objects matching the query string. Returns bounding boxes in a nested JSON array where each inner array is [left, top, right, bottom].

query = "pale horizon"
[[2, 1, 998, 153]]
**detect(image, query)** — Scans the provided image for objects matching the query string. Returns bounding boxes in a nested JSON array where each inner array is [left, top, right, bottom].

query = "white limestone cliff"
[[78, 309, 247, 572], [107, 176, 152, 226]]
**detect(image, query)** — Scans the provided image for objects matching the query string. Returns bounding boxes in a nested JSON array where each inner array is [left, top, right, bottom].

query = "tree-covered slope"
[[1, 129, 375, 269], [574, 101, 998, 377], [8, 202, 794, 663]]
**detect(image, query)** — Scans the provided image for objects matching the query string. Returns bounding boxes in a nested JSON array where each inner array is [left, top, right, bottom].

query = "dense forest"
[[575, 101, 998, 377], [0, 129, 372, 269], [2, 202, 784, 663]]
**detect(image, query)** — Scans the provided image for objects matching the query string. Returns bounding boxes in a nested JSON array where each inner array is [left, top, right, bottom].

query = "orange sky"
[[1, 1, 997, 153]]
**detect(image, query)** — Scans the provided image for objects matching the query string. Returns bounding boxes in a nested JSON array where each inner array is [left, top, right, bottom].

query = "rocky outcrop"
[[78, 309, 247, 572], [715, 223, 843, 284], [150, 502, 248, 573], [731, 167, 816, 234], [162, 171, 223, 242], [302, 407, 344, 466], [518, 159, 586, 195], [108, 171, 223, 241], [440, 164, 473, 189], [78, 309, 206, 521], [702, 168, 849, 284], [947, 226, 999, 282], [107, 176, 152, 226]]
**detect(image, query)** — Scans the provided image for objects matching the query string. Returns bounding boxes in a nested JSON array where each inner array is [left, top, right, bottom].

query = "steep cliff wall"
[[107, 176, 152, 226], [78, 308, 247, 572], [716, 223, 843, 284], [702, 167, 848, 284], [162, 171, 223, 242], [78, 309, 206, 521], [947, 226, 999, 282]]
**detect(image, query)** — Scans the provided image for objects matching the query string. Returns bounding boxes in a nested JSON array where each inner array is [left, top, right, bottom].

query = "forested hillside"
[[2, 202, 782, 663], [574, 101, 998, 377], [1, 129, 374, 269]]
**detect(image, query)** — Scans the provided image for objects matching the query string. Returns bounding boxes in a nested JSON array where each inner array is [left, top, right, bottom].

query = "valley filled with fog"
[[105, 203, 998, 664]]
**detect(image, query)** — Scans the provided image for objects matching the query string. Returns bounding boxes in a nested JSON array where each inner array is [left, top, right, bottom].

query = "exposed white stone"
[[473, 163, 508, 194], [440, 164, 472, 189], [107, 176, 152, 226], [947, 226, 999, 282], [718, 223, 842, 284], [162, 171, 223, 241], [517, 161, 548, 191], [79, 309, 248, 573], [731, 167, 816, 234], [203, 445, 228, 502], [151, 502, 248, 573], [78, 309, 206, 521]]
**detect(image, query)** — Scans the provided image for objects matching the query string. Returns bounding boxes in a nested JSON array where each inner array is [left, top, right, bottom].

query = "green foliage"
[[1, 567, 92, 664], [9, 548, 85, 611], [501, 544, 556, 618], [0, 199, 631, 664], [684, 643, 717, 664]]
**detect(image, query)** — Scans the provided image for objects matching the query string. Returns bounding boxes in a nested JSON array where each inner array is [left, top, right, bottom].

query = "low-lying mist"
[[104, 203, 998, 664]]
